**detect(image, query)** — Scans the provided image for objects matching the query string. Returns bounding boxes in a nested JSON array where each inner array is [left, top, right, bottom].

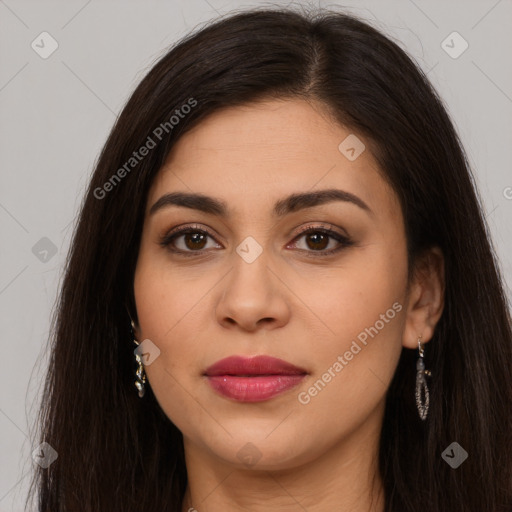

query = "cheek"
[[294, 239, 406, 394], [298, 242, 406, 337], [133, 245, 205, 342], [133, 248, 214, 390], [133, 254, 207, 427]]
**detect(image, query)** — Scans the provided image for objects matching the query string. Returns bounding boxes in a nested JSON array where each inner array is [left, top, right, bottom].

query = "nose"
[[215, 251, 291, 332]]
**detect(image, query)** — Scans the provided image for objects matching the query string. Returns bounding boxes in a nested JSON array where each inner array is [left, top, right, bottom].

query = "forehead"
[[146, 98, 399, 220]]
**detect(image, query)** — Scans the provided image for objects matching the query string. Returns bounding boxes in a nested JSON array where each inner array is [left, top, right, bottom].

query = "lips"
[[204, 355, 308, 402], [204, 355, 307, 377]]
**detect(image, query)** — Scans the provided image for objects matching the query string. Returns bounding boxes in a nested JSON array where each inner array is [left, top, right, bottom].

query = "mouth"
[[203, 355, 308, 402]]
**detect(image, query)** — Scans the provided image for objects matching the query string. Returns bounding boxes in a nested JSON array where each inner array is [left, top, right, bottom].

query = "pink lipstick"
[[204, 355, 307, 402]]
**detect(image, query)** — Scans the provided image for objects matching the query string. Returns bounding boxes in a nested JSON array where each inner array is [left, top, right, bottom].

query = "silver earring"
[[131, 319, 146, 398], [415, 336, 431, 420]]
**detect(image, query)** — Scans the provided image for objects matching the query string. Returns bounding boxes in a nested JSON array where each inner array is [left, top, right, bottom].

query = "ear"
[[126, 304, 140, 341], [402, 246, 445, 349], [130, 318, 141, 341]]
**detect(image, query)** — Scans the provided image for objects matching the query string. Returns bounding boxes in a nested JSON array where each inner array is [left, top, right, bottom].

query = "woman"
[[27, 6, 512, 512]]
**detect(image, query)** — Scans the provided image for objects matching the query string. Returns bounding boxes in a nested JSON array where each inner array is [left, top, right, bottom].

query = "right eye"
[[159, 224, 222, 255]]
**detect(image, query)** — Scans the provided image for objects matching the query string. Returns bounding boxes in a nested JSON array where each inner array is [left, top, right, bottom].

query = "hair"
[[26, 5, 512, 512]]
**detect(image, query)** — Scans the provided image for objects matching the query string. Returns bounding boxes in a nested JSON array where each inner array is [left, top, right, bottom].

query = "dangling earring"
[[131, 319, 146, 398], [415, 335, 431, 420]]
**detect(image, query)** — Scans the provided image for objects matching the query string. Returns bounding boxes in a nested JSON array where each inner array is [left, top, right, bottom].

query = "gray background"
[[1, 0, 511, 510]]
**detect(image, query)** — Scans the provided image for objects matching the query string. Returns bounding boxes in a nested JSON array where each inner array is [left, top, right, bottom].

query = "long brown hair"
[[26, 6, 512, 511]]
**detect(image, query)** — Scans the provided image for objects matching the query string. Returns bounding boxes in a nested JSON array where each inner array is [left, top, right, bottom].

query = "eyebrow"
[[149, 188, 374, 218]]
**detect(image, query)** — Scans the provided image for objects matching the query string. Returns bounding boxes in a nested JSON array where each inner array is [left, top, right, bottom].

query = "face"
[[133, 98, 410, 471]]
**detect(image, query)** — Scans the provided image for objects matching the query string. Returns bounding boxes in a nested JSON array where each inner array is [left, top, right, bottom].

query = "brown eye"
[[182, 232, 208, 250], [304, 232, 330, 251], [160, 224, 353, 258], [159, 226, 220, 254], [290, 227, 352, 256]]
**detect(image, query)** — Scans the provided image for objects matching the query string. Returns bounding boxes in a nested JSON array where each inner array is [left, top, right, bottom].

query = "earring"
[[131, 319, 146, 398], [415, 335, 431, 420]]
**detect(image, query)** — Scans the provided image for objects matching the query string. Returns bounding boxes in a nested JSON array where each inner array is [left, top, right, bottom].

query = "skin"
[[132, 98, 445, 512]]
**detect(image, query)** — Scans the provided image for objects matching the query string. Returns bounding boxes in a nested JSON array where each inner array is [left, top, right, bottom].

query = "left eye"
[[159, 226, 353, 256], [290, 229, 345, 252]]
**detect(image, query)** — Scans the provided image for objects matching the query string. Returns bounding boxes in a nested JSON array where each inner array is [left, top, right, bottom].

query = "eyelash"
[[158, 223, 354, 258]]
